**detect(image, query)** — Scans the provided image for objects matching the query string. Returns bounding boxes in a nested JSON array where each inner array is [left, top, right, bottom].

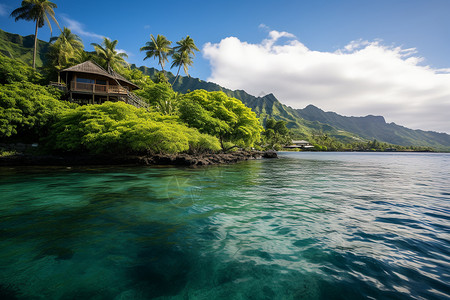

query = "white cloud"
[[61, 16, 104, 40], [0, 4, 8, 16], [116, 49, 131, 56], [203, 30, 450, 133], [258, 23, 269, 30]]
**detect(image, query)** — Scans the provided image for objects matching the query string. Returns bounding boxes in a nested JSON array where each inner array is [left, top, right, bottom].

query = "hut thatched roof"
[[61, 61, 139, 90]]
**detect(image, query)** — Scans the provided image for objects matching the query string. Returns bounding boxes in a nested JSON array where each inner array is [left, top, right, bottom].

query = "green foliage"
[[141, 34, 172, 72], [0, 150, 18, 157], [184, 128, 222, 154], [120, 67, 154, 88], [135, 81, 179, 115], [166, 71, 450, 151], [0, 82, 72, 139], [0, 28, 50, 68], [262, 118, 291, 150], [0, 53, 42, 84], [91, 38, 128, 70], [46, 101, 220, 154], [170, 35, 199, 85], [178, 90, 263, 149], [45, 27, 84, 81], [153, 71, 169, 84]]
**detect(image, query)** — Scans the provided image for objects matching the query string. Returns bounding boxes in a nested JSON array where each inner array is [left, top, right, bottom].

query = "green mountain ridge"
[[297, 104, 450, 149], [0, 29, 49, 68], [160, 69, 450, 149], [2, 28, 449, 150]]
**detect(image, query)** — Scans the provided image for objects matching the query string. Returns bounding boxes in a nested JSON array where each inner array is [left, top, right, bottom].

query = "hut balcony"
[[70, 81, 129, 95]]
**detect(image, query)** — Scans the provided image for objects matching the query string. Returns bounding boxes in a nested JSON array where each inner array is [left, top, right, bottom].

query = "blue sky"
[[1, 0, 449, 132]]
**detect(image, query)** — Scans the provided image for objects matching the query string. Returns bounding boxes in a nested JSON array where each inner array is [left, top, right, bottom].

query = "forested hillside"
[[0, 29, 49, 68], [2, 28, 449, 151]]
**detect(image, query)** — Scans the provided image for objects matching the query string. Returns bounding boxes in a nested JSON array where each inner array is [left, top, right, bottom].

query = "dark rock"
[[262, 150, 278, 158], [0, 150, 278, 167]]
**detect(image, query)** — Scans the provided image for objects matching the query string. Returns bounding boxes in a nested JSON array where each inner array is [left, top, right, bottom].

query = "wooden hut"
[[59, 60, 141, 105], [284, 140, 314, 149]]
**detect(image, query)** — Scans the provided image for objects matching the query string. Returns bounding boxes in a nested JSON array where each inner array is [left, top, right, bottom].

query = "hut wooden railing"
[[48, 81, 67, 92], [70, 81, 129, 94]]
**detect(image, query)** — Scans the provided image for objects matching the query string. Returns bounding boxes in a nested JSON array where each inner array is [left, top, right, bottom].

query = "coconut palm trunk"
[[170, 36, 199, 86], [33, 17, 40, 69], [174, 65, 181, 85], [10, 0, 60, 70]]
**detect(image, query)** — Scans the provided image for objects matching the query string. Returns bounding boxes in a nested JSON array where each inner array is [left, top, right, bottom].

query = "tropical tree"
[[170, 35, 199, 85], [91, 38, 128, 71], [178, 90, 263, 150], [0, 82, 71, 139], [0, 53, 42, 84], [263, 118, 291, 150], [170, 51, 192, 86], [10, 0, 60, 69], [76, 51, 94, 64], [140, 34, 172, 74], [136, 82, 180, 115], [47, 27, 84, 82]]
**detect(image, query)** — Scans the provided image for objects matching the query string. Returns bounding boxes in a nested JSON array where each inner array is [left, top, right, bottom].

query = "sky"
[[1, 0, 449, 133]]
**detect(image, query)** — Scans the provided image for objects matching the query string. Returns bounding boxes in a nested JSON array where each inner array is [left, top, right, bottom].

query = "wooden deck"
[[70, 81, 129, 95]]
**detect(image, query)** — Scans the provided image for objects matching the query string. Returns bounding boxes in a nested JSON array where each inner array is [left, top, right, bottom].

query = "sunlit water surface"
[[0, 152, 449, 299]]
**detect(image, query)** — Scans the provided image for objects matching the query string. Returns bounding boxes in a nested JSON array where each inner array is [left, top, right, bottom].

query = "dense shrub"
[[0, 54, 42, 84], [179, 90, 263, 149], [46, 101, 221, 154], [0, 82, 73, 139], [135, 81, 178, 115]]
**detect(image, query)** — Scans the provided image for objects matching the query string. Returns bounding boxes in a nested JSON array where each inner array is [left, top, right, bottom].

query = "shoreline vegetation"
[[1, 0, 445, 160]]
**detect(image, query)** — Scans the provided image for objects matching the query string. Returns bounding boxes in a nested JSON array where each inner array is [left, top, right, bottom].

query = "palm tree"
[[140, 34, 172, 74], [48, 27, 84, 82], [76, 51, 94, 64], [91, 38, 128, 71], [170, 51, 193, 85], [10, 0, 60, 69], [170, 35, 199, 86]]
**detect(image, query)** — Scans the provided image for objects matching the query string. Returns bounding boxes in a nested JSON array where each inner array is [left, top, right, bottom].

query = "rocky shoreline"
[[0, 150, 277, 167]]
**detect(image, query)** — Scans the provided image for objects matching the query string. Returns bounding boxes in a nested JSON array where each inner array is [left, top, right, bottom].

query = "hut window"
[[96, 80, 107, 85], [77, 78, 95, 84]]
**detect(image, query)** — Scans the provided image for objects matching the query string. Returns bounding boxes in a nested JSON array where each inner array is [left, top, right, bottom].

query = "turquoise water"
[[0, 152, 449, 299]]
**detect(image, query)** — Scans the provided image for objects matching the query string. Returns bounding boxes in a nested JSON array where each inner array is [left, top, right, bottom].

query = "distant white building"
[[284, 140, 314, 149]]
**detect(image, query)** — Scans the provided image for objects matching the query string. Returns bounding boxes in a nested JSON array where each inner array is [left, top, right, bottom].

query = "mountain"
[[0, 29, 49, 68], [2, 28, 449, 150], [143, 68, 450, 150], [296, 105, 450, 149]]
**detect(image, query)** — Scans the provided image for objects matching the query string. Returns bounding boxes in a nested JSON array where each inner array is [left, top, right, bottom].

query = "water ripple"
[[0, 152, 449, 299]]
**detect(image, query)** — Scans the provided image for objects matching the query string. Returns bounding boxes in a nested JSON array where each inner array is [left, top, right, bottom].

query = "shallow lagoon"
[[1, 152, 449, 299]]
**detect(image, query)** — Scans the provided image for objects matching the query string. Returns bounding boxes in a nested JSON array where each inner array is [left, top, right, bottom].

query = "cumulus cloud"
[[116, 49, 131, 57], [203, 30, 450, 133], [62, 16, 104, 40]]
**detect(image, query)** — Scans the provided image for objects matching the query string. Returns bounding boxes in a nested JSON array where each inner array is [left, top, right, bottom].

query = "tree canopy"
[[263, 118, 291, 150], [140, 34, 172, 73], [0, 53, 42, 84], [46, 27, 84, 82], [46, 101, 221, 154], [170, 35, 199, 85], [178, 90, 263, 149], [91, 38, 128, 71], [0, 82, 73, 139]]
